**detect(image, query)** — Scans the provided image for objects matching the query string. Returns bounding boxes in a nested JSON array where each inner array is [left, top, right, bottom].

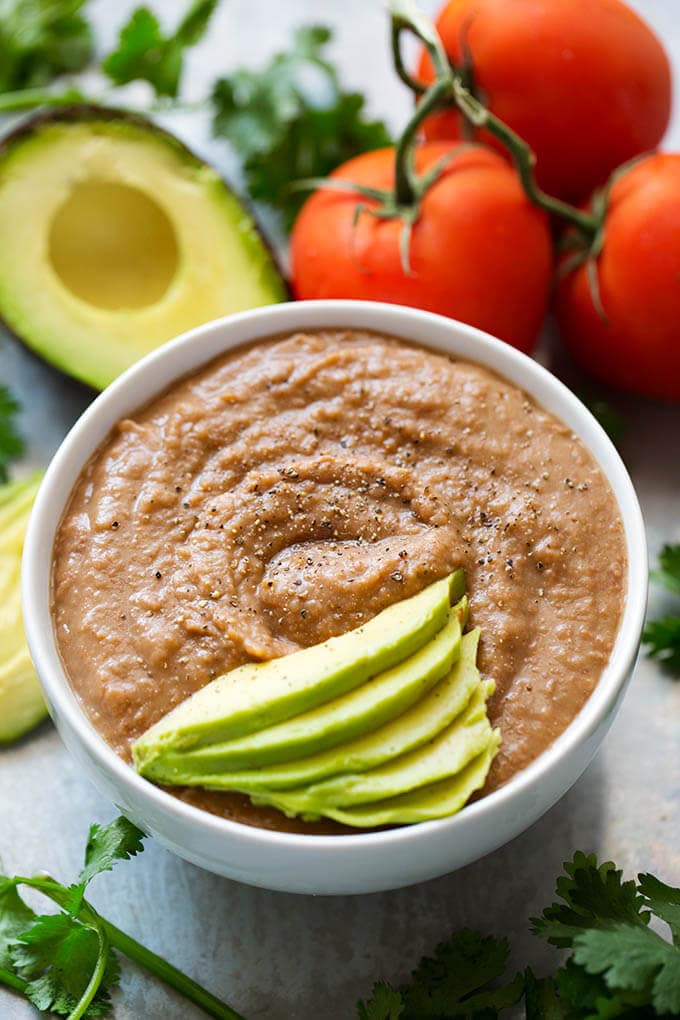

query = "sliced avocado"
[[0, 106, 286, 390], [251, 680, 496, 818], [316, 735, 501, 828], [151, 626, 482, 792], [139, 602, 464, 779], [134, 571, 463, 768], [0, 474, 48, 743]]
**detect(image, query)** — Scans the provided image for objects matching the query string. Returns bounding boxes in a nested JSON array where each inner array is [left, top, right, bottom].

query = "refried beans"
[[52, 330, 626, 832]]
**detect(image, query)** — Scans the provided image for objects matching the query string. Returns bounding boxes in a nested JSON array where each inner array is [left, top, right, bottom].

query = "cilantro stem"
[[0, 964, 28, 994], [15, 877, 245, 1020], [69, 922, 109, 1020], [0, 86, 86, 112], [100, 918, 245, 1020]]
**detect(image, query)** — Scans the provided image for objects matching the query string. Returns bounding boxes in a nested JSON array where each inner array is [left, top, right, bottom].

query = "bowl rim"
[[22, 299, 648, 856]]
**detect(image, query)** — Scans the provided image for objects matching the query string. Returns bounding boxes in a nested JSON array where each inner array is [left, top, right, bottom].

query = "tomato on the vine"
[[416, 0, 671, 202], [291, 142, 553, 354], [556, 154, 680, 402]]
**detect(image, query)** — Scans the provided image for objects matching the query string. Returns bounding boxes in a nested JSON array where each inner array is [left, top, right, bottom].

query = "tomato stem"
[[389, 0, 599, 238], [394, 78, 451, 205]]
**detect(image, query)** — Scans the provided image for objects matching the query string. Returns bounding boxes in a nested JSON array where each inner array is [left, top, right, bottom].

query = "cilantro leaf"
[[643, 545, 680, 676], [0, 384, 25, 484], [638, 873, 680, 947], [0, 0, 93, 93], [579, 395, 625, 445], [212, 24, 392, 229], [642, 616, 680, 675], [573, 923, 680, 1016], [64, 816, 145, 914], [0, 876, 35, 971], [11, 911, 119, 1016], [651, 544, 680, 596], [524, 968, 573, 1019], [401, 929, 523, 1017], [531, 852, 649, 948], [79, 817, 145, 889], [103, 0, 218, 98], [357, 982, 405, 1020]]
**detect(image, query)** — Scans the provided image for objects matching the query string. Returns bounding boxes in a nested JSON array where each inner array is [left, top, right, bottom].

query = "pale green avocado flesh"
[[152, 627, 482, 792], [0, 474, 47, 743], [0, 110, 286, 390], [135, 571, 500, 828], [132, 571, 462, 768], [312, 738, 501, 828], [144, 602, 464, 776], [250, 682, 496, 817]]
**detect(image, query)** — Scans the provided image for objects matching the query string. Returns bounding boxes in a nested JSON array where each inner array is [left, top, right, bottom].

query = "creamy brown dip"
[[53, 330, 626, 832]]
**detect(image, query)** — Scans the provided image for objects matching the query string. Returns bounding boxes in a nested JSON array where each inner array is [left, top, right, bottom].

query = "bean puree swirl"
[[53, 330, 626, 832]]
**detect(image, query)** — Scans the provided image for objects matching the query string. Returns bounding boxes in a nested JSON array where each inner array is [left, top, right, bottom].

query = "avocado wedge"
[[0, 474, 47, 743], [152, 627, 483, 792], [138, 602, 464, 778], [313, 737, 501, 828], [0, 107, 286, 390], [250, 681, 497, 819], [133, 571, 464, 769]]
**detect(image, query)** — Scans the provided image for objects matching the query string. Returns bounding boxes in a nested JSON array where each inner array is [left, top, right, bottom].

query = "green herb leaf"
[[0, 0, 93, 93], [579, 395, 625, 444], [64, 816, 146, 914], [212, 24, 392, 229], [12, 911, 119, 1016], [401, 929, 523, 1017], [357, 982, 405, 1020], [79, 817, 146, 889], [650, 544, 680, 596], [642, 616, 680, 674], [0, 384, 25, 484], [638, 873, 680, 947], [531, 852, 649, 948], [572, 923, 680, 1016], [524, 968, 572, 1020], [0, 876, 35, 971], [103, 0, 218, 98]]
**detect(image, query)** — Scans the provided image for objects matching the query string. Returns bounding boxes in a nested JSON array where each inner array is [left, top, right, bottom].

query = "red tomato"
[[416, 0, 671, 201], [291, 143, 552, 354], [556, 154, 680, 401]]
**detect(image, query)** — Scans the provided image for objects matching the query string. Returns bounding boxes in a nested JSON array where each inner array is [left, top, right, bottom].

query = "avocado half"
[[0, 106, 287, 390]]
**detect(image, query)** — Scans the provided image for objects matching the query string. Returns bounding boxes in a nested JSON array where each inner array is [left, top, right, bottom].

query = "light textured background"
[[1, 2, 680, 1018]]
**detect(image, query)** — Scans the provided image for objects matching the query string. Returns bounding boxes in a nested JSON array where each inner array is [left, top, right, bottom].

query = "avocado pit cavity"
[[48, 180, 179, 310]]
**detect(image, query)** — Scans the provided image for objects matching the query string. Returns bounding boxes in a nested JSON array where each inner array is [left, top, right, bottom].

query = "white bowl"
[[22, 301, 647, 895]]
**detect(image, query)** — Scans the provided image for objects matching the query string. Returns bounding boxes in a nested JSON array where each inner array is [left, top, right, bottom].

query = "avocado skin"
[[0, 104, 289, 391]]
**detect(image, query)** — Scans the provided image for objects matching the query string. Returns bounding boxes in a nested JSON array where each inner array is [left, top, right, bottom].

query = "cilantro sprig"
[[103, 0, 218, 98], [0, 0, 219, 111], [0, 816, 243, 1019], [211, 25, 392, 229], [0, 383, 25, 484], [0, 0, 93, 94], [358, 852, 680, 1019], [643, 544, 680, 676]]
